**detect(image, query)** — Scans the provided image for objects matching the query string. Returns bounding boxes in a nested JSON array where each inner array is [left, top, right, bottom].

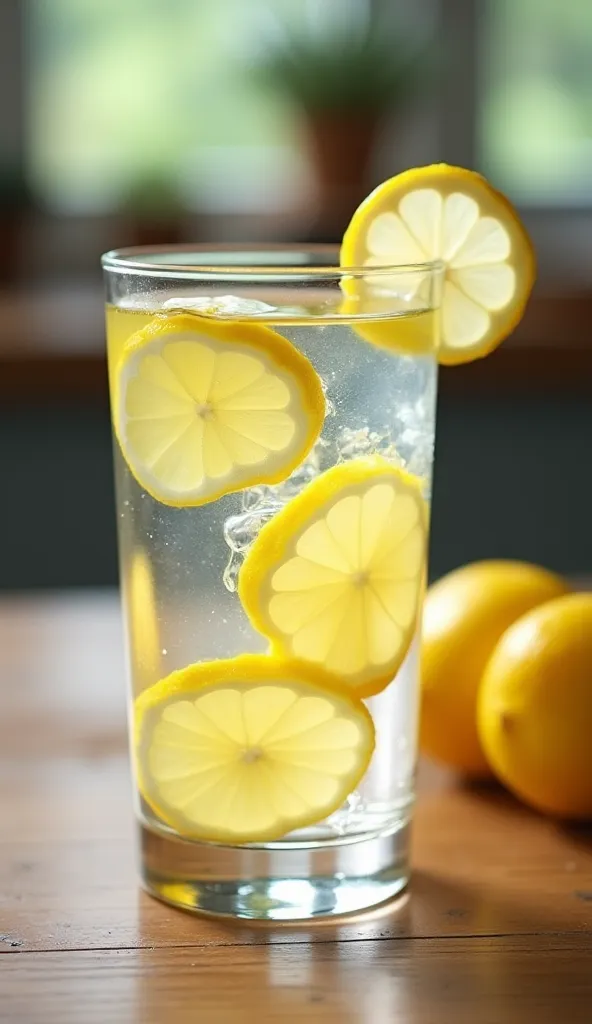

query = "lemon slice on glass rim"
[[114, 313, 325, 507], [239, 456, 427, 698], [135, 653, 375, 843], [340, 164, 536, 364]]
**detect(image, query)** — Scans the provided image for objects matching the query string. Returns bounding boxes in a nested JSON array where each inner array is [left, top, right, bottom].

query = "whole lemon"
[[478, 593, 592, 818], [420, 561, 569, 775]]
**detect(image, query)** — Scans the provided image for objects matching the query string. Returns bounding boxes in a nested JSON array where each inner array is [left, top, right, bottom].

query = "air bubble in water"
[[222, 437, 333, 592], [162, 295, 277, 316], [222, 552, 241, 593], [321, 379, 336, 418], [336, 425, 403, 468], [241, 486, 267, 512], [389, 376, 436, 491], [327, 790, 364, 835], [222, 504, 280, 592]]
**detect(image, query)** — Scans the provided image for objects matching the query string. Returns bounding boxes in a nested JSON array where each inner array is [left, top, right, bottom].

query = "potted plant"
[[121, 166, 187, 248], [251, 2, 427, 238]]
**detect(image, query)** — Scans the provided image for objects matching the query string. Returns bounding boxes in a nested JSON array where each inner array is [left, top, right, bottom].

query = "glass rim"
[[101, 243, 443, 279]]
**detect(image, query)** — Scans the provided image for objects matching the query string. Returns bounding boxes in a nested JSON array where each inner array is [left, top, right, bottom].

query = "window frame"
[[1, 0, 590, 282]]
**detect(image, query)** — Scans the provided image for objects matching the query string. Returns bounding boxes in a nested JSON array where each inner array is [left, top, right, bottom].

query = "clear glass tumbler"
[[102, 246, 441, 920]]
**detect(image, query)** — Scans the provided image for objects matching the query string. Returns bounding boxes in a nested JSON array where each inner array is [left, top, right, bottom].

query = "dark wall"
[[1, 403, 118, 589], [430, 392, 592, 577], [1, 392, 590, 590]]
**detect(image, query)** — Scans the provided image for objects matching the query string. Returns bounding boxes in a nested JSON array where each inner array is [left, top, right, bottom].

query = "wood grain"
[[1, 756, 591, 954], [1, 935, 591, 1024], [0, 592, 591, 1021]]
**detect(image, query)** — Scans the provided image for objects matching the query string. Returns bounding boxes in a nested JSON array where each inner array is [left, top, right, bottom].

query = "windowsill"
[[0, 279, 590, 402], [10, 203, 592, 284]]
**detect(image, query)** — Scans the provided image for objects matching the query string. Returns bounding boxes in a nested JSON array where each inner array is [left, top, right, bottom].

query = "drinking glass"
[[102, 246, 441, 920]]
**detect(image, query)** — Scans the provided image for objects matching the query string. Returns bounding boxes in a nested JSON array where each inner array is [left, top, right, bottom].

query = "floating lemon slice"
[[135, 654, 375, 843], [114, 314, 325, 507], [239, 457, 427, 697], [341, 164, 535, 364]]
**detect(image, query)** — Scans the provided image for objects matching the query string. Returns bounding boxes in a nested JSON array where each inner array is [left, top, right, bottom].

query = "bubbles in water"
[[326, 790, 364, 835], [336, 425, 402, 467], [321, 379, 336, 419], [162, 295, 277, 316], [221, 354, 435, 593], [389, 373, 436, 489], [119, 296, 157, 313], [222, 552, 242, 594], [240, 487, 266, 513], [243, 439, 332, 511], [221, 439, 332, 592], [222, 503, 280, 592]]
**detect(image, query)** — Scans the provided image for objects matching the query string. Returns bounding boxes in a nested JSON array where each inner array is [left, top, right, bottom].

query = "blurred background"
[[0, 0, 590, 589]]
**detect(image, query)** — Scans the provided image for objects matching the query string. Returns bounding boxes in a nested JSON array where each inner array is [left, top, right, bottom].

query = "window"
[[14, 0, 592, 279], [481, 0, 592, 204], [26, 0, 311, 213]]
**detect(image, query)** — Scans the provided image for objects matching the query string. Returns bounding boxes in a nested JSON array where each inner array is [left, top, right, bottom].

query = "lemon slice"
[[125, 549, 161, 691], [339, 291, 438, 358], [239, 457, 427, 697], [135, 654, 375, 843], [114, 313, 325, 507], [341, 164, 535, 364]]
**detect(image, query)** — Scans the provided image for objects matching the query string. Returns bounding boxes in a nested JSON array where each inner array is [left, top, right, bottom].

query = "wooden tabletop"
[[0, 592, 590, 1023]]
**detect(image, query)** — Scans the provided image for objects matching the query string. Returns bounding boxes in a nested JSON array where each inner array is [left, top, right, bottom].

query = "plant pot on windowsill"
[[304, 110, 381, 241], [120, 171, 188, 249], [126, 214, 186, 249], [248, 3, 426, 241]]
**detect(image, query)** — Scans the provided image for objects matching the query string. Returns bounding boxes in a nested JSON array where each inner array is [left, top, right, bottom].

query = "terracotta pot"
[[305, 111, 380, 240], [127, 216, 186, 248]]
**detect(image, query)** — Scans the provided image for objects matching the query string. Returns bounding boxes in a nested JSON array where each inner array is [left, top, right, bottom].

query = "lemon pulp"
[[239, 456, 427, 697], [135, 654, 375, 843]]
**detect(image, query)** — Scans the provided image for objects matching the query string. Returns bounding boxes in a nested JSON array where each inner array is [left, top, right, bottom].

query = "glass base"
[[139, 817, 411, 921]]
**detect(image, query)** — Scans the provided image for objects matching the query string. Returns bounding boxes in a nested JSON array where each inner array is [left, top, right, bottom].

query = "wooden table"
[[1, 593, 590, 1023]]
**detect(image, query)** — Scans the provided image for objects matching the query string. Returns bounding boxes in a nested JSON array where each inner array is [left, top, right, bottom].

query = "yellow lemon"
[[420, 561, 569, 776], [135, 654, 375, 843], [338, 292, 439, 358], [340, 164, 535, 363], [478, 593, 592, 819], [239, 456, 427, 697], [125, 548, 161, 692], [114, 313, 325, 507]]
